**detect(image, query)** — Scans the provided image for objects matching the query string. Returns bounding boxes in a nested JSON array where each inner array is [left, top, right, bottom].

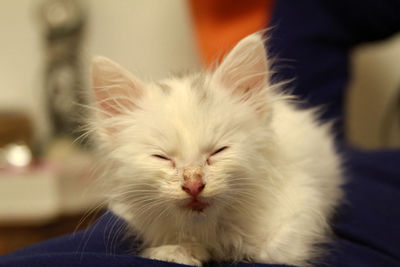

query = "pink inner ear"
[[92, 56, 143, 116], [92, 76, 135, 115], [212, 34, 271, 118], [214, 34, 269, 98], [232, 59, 268, 98]]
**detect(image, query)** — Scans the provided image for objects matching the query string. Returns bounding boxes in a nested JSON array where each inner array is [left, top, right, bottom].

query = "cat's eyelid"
[[152, 154, 170, 160], [210, 146, 229, 156]]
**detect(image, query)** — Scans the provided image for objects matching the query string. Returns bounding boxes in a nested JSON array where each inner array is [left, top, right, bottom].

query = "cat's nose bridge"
[[182, 166, 203, 182]]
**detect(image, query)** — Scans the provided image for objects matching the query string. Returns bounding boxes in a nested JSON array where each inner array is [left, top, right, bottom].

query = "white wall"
[[86, 0, 200, 80], [0, 0, 42, 111], [0, 0, 200, 142]]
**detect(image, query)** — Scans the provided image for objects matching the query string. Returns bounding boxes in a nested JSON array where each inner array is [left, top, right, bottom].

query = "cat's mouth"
[[184, 199, 209, 212]]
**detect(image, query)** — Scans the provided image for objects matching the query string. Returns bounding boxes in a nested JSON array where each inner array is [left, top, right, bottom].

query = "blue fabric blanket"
[[1, 0, 399, 266]]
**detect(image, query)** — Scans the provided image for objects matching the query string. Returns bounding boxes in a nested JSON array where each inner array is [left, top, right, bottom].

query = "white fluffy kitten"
[[89, 33, 343, 266]]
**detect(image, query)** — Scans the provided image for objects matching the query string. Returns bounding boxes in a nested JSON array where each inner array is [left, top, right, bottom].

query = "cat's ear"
[[213, 33, 270, 115], [91, 56, 144, 117]]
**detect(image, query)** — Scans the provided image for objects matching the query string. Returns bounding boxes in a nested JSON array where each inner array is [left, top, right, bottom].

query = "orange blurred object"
[[190, 0, 275, 66]]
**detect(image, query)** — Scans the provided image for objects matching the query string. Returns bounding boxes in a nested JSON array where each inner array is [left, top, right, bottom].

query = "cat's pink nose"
[[181, 181, 205, 198]]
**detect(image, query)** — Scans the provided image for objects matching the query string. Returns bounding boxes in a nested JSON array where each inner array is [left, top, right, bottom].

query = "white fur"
[[89, 33, 343, 266]]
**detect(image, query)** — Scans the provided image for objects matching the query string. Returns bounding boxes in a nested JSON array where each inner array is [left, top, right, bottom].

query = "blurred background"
[[0, 0, 399, 255]]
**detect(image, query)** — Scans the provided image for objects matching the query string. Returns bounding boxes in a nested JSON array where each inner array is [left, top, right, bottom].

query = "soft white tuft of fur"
[[88, 33, 344, 267]]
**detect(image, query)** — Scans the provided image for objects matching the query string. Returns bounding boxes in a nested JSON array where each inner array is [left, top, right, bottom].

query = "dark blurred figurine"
[[38, 0, 87, 139]]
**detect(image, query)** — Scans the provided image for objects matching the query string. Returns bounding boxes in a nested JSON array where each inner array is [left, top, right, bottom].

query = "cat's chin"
[[181, 198, 210, 213]]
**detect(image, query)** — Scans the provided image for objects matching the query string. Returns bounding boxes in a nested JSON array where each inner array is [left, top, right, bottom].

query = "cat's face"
[[91, 34, 273, 218]]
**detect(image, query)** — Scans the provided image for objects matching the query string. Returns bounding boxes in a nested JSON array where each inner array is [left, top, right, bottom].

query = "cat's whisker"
[[130, 198, 170, 215], [74, 199, 108, 234], [215, 198, 255, 217]]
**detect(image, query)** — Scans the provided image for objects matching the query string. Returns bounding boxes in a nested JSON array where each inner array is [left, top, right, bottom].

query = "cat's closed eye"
[[153, 154, 176, 168], [207, 146, 229, 165], [152, 154, 170, 160], [211, 146, 229, 156]]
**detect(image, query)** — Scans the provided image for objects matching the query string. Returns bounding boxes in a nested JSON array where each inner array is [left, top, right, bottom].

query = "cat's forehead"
[[147, 74, 213, 124], [154, 73, 210, 101], [143, 72, 251, 130], [146, 75, 219, 118], [138, 74, 233, 150]]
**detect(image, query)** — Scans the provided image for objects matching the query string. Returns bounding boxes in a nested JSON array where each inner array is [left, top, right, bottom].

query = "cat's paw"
[[141, 244, 208, 266], [256, 232, 312, 266]]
